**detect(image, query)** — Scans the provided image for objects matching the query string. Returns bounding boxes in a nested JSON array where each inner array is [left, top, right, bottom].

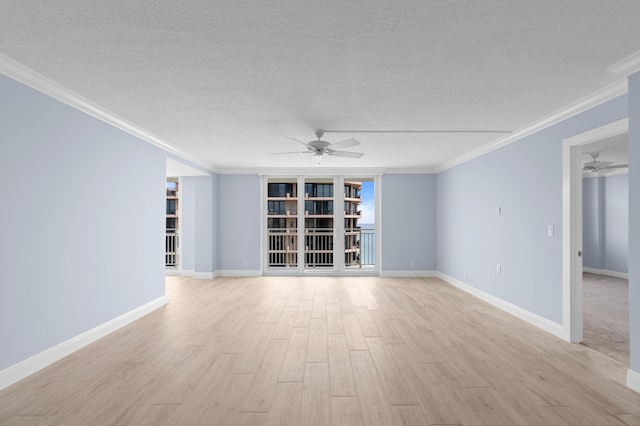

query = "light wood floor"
[[2, 276, 640, 425]]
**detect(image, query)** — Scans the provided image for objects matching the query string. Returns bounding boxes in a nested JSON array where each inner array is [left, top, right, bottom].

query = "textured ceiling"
[[1, 1, 639, 171], [583, 133, 629, 171]]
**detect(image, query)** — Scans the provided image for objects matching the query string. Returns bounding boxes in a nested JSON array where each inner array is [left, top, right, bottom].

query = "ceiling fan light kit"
[[271, 127, 515, 164], [582, 152, 628, 173], [272, 129, 365, 163]]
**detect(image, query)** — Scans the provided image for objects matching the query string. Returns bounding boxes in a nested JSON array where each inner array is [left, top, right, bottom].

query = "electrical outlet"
[[547, 225, 554, 237], [410, 260, 415, 267], [496, 207, 502, 216], [497, 264, 501, 274]]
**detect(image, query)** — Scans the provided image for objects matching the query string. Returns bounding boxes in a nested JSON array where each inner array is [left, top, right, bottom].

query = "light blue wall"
[[194, 176, 215, 274], [211, 173, 219, 273], [604, 173, 629, 273], [0, 75, 166, 371], [582, 174, 629, 273], [582, 177, 603, 269], [218, 174, 261, 270], [381, 174, 437, 271], [629, 71, 640, 372], [179, 177, 196, 271], [437, 95, 628, 324]]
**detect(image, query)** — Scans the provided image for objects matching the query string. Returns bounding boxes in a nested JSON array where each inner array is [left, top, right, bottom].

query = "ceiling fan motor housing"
[[308, 140, 331, 151]]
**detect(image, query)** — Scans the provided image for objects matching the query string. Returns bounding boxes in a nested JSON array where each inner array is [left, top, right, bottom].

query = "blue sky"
[[359, 181, 375, 224]]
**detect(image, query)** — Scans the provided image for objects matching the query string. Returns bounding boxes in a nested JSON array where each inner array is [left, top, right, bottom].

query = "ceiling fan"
[[583, 152, 628, 172], [272, 129, 364, 164]]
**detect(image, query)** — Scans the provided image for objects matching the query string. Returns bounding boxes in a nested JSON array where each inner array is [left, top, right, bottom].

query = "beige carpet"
[[582, 272, 629, 365]]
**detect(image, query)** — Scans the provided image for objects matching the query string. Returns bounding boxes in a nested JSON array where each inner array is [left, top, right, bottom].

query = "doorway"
[[580, 134, 629, 364], [562, 119, 629, 359], [165, 178, 180, 271]]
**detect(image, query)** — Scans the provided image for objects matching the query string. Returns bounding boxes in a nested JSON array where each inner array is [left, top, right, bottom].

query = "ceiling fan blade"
[[328, 150, 364, 158], [271, 151, 311, 155], [329, 138, 360, 150], [605, 164, 629, 169], [286, 137, 310, 147]]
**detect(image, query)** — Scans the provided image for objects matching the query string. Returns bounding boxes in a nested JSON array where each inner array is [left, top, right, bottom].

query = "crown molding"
[[249, 167, 387, 176], [435, 78, 629, 173], [0, 53, 217, 173], [207, 166, 435, 175], [384, 167, 435, 174], [607, 49, 640, 77], [583, 168, 628, 178]]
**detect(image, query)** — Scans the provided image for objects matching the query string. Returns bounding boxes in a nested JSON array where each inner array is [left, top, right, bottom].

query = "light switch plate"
[[547, 225, 554, 237]]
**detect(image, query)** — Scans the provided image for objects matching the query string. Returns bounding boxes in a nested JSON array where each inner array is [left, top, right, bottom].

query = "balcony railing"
[[345, 228, 375, 267], [305, 228, 334, 268], [165, 232, 178, 267], [268, 210, 297, 216], [267, 229, 298, 267], [267, 227, 375, 269]]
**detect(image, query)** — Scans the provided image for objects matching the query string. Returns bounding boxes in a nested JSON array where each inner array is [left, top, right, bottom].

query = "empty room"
[[2, 2, 640, 425]]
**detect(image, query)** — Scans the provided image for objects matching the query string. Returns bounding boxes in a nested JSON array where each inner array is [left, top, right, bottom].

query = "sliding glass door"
[[304, 178, 334, 270], [263, 175, 378, 275], [266, 178, 298, 268]]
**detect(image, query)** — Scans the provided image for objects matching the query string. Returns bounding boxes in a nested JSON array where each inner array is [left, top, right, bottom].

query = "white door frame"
[[562, 118, 628, 342]]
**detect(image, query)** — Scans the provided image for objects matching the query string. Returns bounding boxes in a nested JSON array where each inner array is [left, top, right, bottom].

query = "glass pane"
[[344, 178, 375, 269], [304, 178, 334, 269], [266, 178, 298, 268]]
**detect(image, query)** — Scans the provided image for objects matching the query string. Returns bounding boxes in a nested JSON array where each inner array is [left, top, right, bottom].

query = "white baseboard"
[[380, 270, 437, 278], [193, 271, 216, 279], [180, 269, 195, 277], [216, 270, 262, 277], [0, 296, 166, 391], [436, 272, 564, 339], [627, 369, 640, 394], [583, 267, 629, 280], [165, 269, 181, 276]]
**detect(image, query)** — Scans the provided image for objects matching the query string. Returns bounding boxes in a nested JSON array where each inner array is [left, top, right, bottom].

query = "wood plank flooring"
[[1, 276, 640, 425]]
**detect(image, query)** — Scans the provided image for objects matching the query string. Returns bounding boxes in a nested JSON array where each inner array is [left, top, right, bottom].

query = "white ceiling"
[[582, 132, 629, 174], [1, 1, 640, 171]]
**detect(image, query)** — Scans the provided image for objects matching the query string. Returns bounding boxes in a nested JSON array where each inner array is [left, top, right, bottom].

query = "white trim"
[[435, 79, 628, 173], [193, 272, 217, 279], [583, 169, 629, 178], [608, 49, 640, 77], [583, 267, 629, 280], [563, 118, 629, 343], [217, 270, 262, 277], [177, 177, 183, 270], [380, 270, 437, 278], [374, 175, 382, 274], [0, 296, 166, 391], [384, 168, 435, 174], [263, 271, 378, 277], [335, 175, 346, 273], [627, 369, 640, 394], [600, 169, 629, 177], [180, 269, 195, 277], [0, 53, 216, 173], [255, 168, 386, 177], [436, 272, 564, 339], [165, 269, 181, 276]]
